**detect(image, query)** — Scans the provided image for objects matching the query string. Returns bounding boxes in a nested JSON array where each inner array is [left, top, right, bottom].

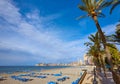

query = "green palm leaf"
[[84, 42, 92, 46], [97, 1, 112, 11], [78, 5, 88, 11], [96, 0, 104, 9], [110, 1, 120, 14], [88, 34, 95, 42], [97, 13, 106, 18], [106, 43, 117, 49], [76, 15, 88, 20], [101, 1, 113, 8]]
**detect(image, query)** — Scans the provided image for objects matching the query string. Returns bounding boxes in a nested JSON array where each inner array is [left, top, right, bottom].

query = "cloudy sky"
[[0, 0, 120, 66]]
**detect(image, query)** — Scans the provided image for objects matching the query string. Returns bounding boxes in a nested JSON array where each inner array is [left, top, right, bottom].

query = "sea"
[[0, 66, 70, 74]]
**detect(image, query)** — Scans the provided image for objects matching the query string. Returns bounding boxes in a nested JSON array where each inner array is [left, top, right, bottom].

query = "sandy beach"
[[0, 66, 94, 84]]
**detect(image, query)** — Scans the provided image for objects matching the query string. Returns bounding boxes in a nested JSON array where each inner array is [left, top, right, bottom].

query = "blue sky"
[[0, 0, 120, 66]]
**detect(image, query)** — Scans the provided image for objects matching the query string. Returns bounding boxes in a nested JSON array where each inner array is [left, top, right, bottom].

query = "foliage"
[[109, 0, 120, 14], [109, 44, 120, 65], [78, 0, 120, 82], [77, 0, 112, 19], [84, 32, 103, 65], [106, 24, 120, 45]]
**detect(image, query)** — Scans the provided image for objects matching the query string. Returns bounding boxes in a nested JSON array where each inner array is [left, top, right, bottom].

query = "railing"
[[78, 70, 87, 84]]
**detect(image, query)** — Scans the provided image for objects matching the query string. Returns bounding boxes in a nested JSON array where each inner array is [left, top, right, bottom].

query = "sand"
[[0, 66, 94, 84]]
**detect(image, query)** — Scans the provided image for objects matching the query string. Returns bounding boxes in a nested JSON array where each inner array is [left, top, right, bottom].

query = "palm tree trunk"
[[96, 57, 101, 72], [92, 16, 120, 83], [92, 15, 113, 70], [99, 54, 107, 78]]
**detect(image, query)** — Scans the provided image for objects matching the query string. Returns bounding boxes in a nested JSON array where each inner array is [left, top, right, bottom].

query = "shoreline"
[[0, 66, 71, 74], [0, 66, 95, 84], [0, 66, 88, 84]]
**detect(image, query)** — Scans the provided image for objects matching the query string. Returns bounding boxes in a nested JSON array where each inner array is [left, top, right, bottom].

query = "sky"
[[0, 0, 120, 66]]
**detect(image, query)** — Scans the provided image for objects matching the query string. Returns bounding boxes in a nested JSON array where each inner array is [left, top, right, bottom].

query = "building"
[[35, 63, 45, 66], [84, 54, 94, 65]]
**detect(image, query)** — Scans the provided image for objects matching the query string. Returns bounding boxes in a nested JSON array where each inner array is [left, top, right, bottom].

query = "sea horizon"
[[0, 66, 70, 73]]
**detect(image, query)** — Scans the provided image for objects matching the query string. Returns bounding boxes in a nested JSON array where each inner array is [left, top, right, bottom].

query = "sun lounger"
[[57, 77, 66, 81], [11, 76, 19, 80], [63, 76, 70, 79], [48, 81, 58, 84], [11, 75, 31, 82], [19, 74, 30, 76], [72, 78, 80, 84], [19, 78, 30, 82], [53, 74, 62, 76], [36, 76, 46, 78], [57, 76, 70, 81]]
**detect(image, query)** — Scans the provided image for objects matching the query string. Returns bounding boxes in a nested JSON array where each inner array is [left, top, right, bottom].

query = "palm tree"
[[85, 32, 107, 77], [77, 0, 112, 66], [87, 46, 101, 66], [78, 0, 120, 83]]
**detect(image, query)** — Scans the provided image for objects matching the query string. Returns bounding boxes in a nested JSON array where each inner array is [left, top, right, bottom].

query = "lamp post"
[[93, 67, 98, 84]]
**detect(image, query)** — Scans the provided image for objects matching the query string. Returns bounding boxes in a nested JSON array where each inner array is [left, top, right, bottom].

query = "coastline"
[[0, 66, 88, 84]]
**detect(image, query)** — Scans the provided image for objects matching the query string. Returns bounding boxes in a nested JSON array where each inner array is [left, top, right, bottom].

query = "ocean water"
[[0, 66, 69, 73]]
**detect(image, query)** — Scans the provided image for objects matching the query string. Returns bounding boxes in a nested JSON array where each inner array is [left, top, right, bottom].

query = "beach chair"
[[63, 76, 70, 79], [53, 74, 62, 76], [57, 76, 70, 81], [72, 78, 80, 84], [36, 76, 46, 78], [11, 76, 19, 80], [11, 75, 30, 82], [19, 78, 29, 82], [57, 77, 65, 81], [47, 81, 58, 84]]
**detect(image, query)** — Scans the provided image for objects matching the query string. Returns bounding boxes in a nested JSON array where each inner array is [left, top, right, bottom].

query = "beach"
[[0, 66, 94, 84]]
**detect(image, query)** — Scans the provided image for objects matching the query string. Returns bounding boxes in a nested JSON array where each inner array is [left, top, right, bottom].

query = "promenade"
[[82, 70, 115, 84]]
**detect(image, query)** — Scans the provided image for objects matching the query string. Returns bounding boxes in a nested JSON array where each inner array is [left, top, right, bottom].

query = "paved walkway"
[[82, 72, 94, 84], [82, 71, 115, 84], [98, 72, 115, 84]]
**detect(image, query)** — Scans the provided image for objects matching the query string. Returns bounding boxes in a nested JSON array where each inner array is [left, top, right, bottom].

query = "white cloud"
[[0, 0, 119, 65], [102, 23, 117, 35], [0, 0, 86, 65], [0, 0, 21, 25]]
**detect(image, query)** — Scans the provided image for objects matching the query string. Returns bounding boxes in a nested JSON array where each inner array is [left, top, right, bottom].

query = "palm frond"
[[90, 0, 96, 8], [76, 15, 88, 20], [95, 32, 99, 41], [106, 43, 117, 49], [82, 0, 90, 8], [84, 42, 93, 46], [78, 4, 88, 11], [96, 0, 104, 9], [101, 1, 113, 8], [97, 1, 112, 10], [95, 32, 99, 37], [86, 0, 92, 10], [88, 34, 95, 42], [82, 0, 93, 14], [110, 1, 120, 14], [97, 13, 106, 18], [81, 0, 86, 4]]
